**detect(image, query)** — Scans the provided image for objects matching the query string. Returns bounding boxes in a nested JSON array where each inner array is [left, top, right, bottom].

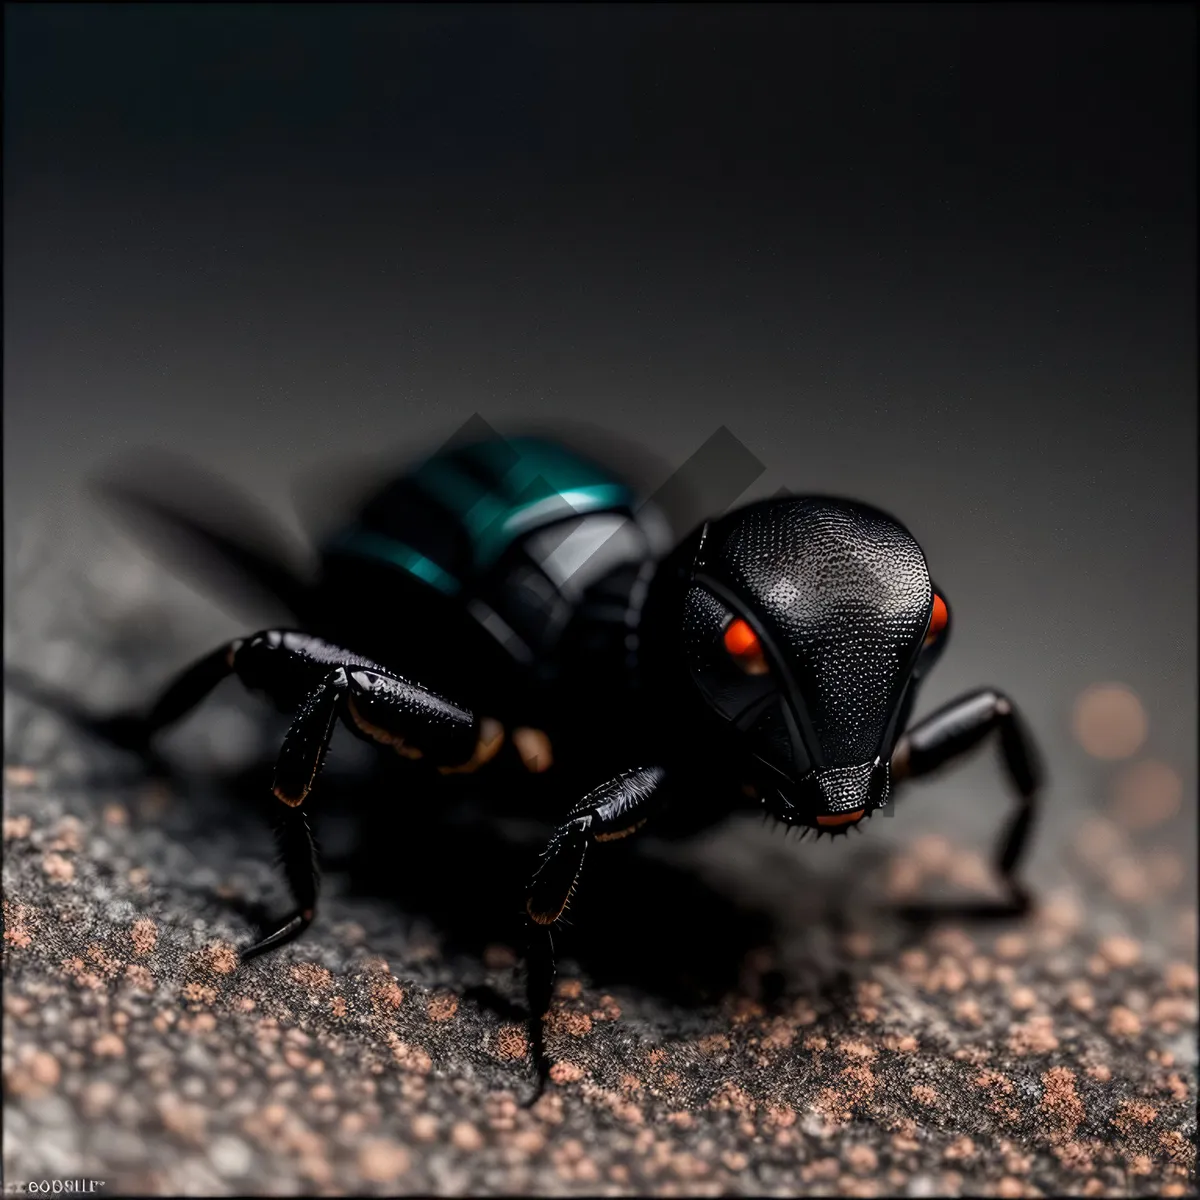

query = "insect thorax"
[[317, 436, 671, 728]]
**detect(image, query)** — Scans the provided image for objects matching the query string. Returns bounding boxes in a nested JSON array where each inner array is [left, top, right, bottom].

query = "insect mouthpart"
[[816, 808, 866, 827], [766, 758, 890, 831]]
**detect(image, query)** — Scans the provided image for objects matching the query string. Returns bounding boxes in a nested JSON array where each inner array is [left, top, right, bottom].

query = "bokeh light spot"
[[1071, 683, 1148, 760], [1109, 760, 1184, 830]]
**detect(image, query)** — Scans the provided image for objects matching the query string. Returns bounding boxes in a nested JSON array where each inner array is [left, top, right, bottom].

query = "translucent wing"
[[93, 449, 319, 625]]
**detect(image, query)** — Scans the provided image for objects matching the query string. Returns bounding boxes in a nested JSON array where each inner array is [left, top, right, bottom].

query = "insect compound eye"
[[723, 617, 770, 676], [924, 593, 948, 646], [682, 584, 775, 724]]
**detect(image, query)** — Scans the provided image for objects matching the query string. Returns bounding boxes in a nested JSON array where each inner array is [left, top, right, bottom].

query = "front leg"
[[524, 765, 667, 1101], [240, 666, 349, 959], [233, 634, 480, 960], [891, 687, 1043, 914]]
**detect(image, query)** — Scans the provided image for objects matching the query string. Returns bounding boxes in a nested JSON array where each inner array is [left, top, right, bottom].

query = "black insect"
[[31, 427, 1042, 1095]]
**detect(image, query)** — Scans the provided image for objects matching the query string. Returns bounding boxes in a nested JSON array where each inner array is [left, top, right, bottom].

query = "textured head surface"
[[705, 497, 932, 764], [680, 497, 934, 818]]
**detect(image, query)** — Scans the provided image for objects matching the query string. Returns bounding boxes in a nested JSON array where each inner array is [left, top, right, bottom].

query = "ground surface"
[[3, 530, 1197, 1196]]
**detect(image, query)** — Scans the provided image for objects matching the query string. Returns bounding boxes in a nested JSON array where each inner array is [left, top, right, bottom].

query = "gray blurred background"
[[6, 4, 1195, 767]]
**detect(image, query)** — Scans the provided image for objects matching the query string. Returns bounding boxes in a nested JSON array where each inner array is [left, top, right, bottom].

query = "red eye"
[[724, 618, 769, 675], [925, 593, 948, 645]]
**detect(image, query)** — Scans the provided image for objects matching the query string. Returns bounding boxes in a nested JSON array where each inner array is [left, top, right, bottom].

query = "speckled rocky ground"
[[3, 529, 1197, 1196]]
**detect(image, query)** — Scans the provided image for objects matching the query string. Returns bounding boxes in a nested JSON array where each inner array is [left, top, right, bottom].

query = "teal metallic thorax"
[[329, 437, 639, 597], [329, 528, 462, 596]]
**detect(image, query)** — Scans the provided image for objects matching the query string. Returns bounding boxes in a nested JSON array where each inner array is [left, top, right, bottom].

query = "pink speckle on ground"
[[943, 1136, 976, 1162], [493, 1025, 528, 1061], [130, 918, 157, 957], [549, 1060, 583, 1084], [385, 1037, 432, 1075], [546, 1009, 592, 1038], [92, 1033, 125, 1058], [1039, 1067, 1085, 1140], [357, 1139, 411, 1183], [1107, 1005, 1142, 1038], [451, 1121, 485, 1152], [411, 1113, 438, 1142], [1099, 935, 1141, 969], [1008, 1016, 1059, 1055], [1111, 1100, 1158, 1134], [426, 991, 459, 1021], [370, 979, 405, 1014], [42, 852, 75, 883], [4, 924, 33, 949], [182, 982, 217, 1005], [290, 962, 334, 992], [4, 814, 33, 839], [204, 942, 239, 975]]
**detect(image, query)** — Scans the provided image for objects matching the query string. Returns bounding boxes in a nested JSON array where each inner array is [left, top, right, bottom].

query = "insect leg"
[[891, 687, 1043, 912], [236, 644, 478, 959], [340, 668, 479, 769], [139, 642, 241, 737], [272, 669, 348, 807], [242, 806, 321, 959], [6, 641, 240, 767], [242, 668, 348, 960], [523, 765, 667, 1102]]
